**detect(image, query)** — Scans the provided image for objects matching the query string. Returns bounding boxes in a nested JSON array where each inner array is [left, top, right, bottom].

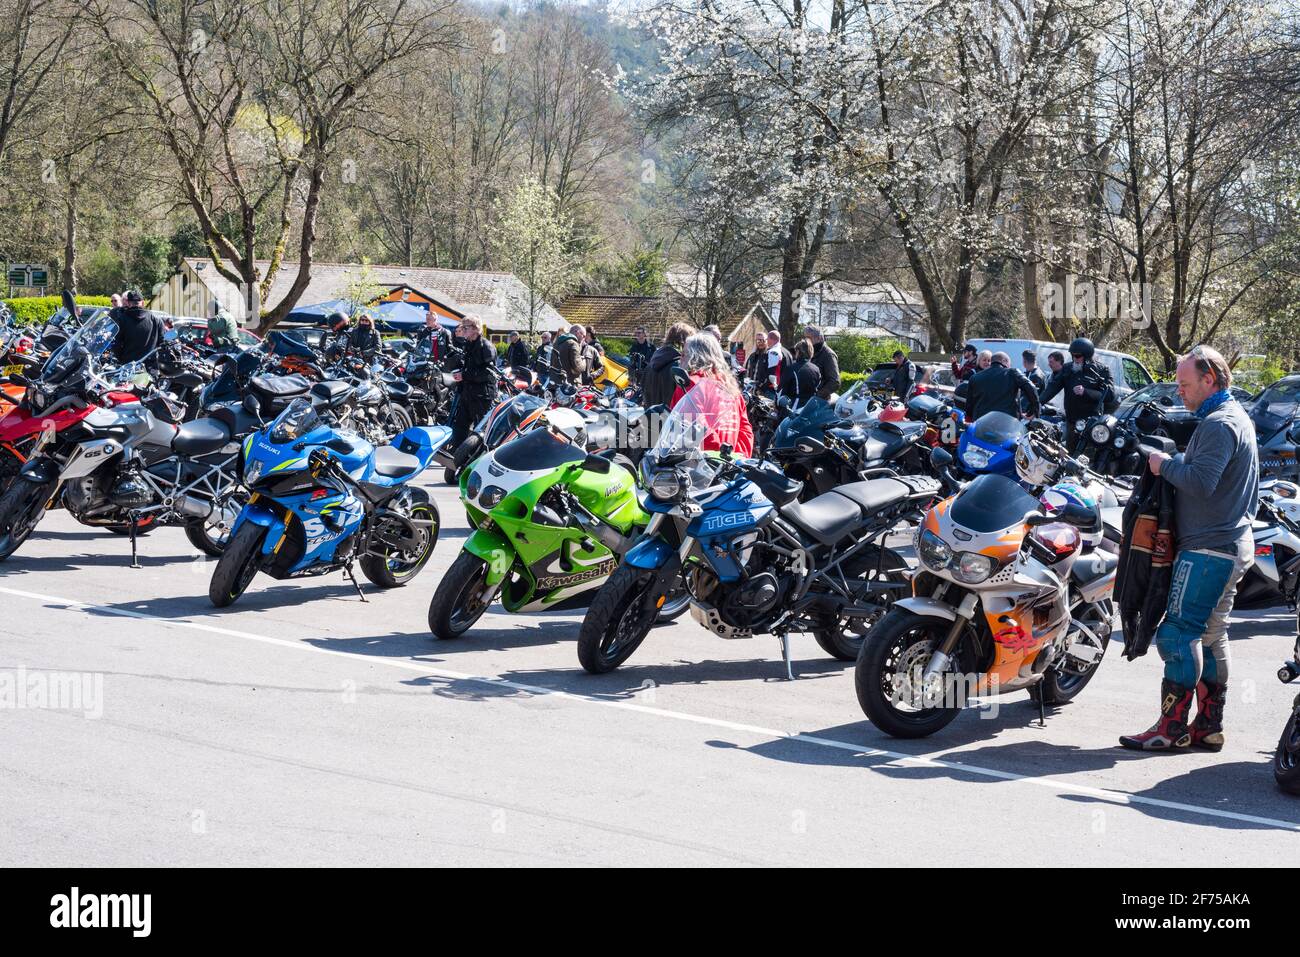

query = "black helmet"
[[327, 310, 349, 330], [1068, 337, 1095, 361]]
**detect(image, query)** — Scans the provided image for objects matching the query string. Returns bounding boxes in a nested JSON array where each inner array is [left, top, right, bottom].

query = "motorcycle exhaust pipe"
[[173, 494, 213, 521]]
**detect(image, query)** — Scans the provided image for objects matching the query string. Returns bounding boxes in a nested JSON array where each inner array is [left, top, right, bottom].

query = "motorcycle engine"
[[688, 564, 787, 633], [109, 469, 153, 509]]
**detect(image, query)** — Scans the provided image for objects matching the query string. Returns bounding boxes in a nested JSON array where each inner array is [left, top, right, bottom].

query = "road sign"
[[6, 263, 49, 289]]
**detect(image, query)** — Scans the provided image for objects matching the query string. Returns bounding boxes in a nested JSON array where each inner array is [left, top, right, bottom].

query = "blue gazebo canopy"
[[284, 298, 354, 325], [369, 299, 458, 331]]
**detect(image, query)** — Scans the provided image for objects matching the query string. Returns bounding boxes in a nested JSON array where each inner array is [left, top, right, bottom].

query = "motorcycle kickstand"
[[128, 511, 142, 569], [777, 632, 794, 681], [344, 563, 368, 603], [1037, 687, 1046, 728]]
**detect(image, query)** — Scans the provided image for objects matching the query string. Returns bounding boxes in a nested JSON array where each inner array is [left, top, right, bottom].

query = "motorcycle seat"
[[833, 478, 911, 515], [1070, 550, 1118, 585], [780, 491, 864, 545], [310, 380, 354, 409], [372, 445, 422, 479], [172, 417, 232, 456]]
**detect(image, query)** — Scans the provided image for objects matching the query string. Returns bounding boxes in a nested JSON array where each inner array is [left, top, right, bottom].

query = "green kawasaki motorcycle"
[[427, 424, 689, 638]]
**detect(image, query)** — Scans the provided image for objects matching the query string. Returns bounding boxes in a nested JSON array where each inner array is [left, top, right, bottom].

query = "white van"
[[964, 338, 1156, 410]]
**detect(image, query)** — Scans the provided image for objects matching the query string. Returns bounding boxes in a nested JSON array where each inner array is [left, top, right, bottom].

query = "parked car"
[[964, 337, 1156, 410], [1250, 375, 1300, 481], [168, 316, 261, 350]]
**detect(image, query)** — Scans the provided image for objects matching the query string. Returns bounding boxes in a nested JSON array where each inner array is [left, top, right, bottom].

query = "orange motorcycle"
[[855, 452, 1118, 737]]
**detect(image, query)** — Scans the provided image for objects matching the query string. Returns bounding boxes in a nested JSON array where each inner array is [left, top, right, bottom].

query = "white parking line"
[[4, 582, 1300, 833]]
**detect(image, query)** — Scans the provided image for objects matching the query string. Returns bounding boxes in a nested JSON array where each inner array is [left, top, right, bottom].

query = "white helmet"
[[1014, 434, 1056, 488], [1040, 481, 1102, 549]]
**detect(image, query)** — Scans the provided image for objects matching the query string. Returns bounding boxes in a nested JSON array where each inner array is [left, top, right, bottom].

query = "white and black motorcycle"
[[0, 315, 259, 563]]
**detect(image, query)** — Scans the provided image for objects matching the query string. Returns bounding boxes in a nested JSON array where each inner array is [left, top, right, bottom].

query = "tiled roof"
[[555, 295, 687, 337]]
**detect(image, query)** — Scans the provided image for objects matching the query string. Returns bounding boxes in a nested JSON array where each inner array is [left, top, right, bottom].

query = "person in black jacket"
[[582, 326, 605, 385], [628, 326, 655, 384], [890, 349, 916, 400], [804, 326, 840, 399], [554, 325, 586, 385], [450, 315, 499, 449], [416, 313, 458, 366], [965, 351, 1040, 422], [505, 331, 530, 371], [532, 332, 555, 382], [1021, 349, 1046, 415], [744, 333, 768, 386], [109, 289, 166, 365], [642, 321, 695, 409], [780, 340, 822, 410], [1038, 338, 1115, 445]]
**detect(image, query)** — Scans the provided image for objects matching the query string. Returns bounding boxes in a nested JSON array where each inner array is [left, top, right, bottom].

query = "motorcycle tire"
[[814, 548, 910, 660], [184, 492, 248, 558], [577, 563, 660, 674], [855, 609, 962, 738], [427, 551, 498, 639], [0, 478, 54, 561], [382, 403, 413, 439], [1274, 697, 1300, 795], [208, 522, 266, 608], [360, 500, 439, 588]]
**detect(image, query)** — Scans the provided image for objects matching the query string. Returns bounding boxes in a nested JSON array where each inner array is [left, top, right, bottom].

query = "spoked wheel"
[[427, 551, 501, 639], [814, 548, 910, 660], [208, 522, 266, 607], [855, 609, 963, 738], [577, 564, 661, 674], [1274, 697, 1300, 795], [0, 479, 55, 561], [185, 492, 247, 558], [360, 500, 440, 588]]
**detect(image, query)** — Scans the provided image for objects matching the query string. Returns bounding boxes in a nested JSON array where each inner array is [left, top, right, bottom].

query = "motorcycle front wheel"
[[577, 564, 661, 674], [427, 551, 499, 639], [0, 478, 54, 561], [1274, 696, 1300, 795], [208, 522, 266, 607], [855, 609, 963, 738]]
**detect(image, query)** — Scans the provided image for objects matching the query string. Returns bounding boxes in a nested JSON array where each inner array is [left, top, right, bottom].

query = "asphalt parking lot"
[[2, 477, 1299, 866]]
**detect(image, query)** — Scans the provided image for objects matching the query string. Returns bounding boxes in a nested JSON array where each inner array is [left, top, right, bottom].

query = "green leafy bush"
[[824, 334, 908, 375], [2, 296, 113, 325]]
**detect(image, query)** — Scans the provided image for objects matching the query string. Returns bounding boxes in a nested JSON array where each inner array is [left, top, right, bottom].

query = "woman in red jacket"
[[671, 332, 754, 457]]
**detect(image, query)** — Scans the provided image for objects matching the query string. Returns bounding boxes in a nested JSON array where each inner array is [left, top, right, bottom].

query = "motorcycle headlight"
[[1075, 419, 1087, 433], [1090, 423, 1111, 444], [244, 458, 265, 486], [918, 529, 952, 571], [1113, 435, 1127, 449], [649, 468, 684, 501], [479, 484, 506, 509], [954, 551, 996, 583], [465, 470, 482, 501], [961, 446, 991, 470]]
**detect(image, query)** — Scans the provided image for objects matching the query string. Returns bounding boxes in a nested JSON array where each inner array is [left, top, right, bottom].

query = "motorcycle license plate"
[[2, 364, 23, 376]]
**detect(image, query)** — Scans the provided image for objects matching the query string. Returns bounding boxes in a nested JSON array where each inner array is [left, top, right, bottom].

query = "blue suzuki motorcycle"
[[955, 410, 1024, 480], [575, 390, 938, 676], [208, 397, 450, 607]]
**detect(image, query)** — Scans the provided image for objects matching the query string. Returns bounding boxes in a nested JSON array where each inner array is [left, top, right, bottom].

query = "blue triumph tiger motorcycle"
[[208, 397, 450, 607], [575, 391, 940, 676]]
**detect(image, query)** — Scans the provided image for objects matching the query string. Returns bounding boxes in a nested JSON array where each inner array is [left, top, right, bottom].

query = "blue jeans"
[[1154, 541, 1252, 687]]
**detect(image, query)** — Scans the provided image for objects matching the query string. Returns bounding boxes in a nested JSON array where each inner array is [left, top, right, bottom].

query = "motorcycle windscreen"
[[268, 397, 323, 444], [493, 428, 586, 472], [772, 396, 838, 447], [486, 393, 546, 447], [970, 410, 1025, 445], [40, 313, 118, 386], [643, 381, 732, 491], [949, 473, 1041, 533]]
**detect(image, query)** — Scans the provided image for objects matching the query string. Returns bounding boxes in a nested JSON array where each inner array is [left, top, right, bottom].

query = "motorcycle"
[[426, 423, 689, 638], [854, 449, 1118, 738], [954, 410, 1024, 480], [208, 397, 449, 607], [575, 387, 941, 675], [1274, 639, 1300, 794], [0, 314, 262, 562]]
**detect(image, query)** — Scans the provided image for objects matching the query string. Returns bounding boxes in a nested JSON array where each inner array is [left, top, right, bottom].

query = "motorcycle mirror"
[[582, 454, 612, 474], [1053, 503, 1099, 529], [929, 446, 954, 469], [242, 393, 261, 416]]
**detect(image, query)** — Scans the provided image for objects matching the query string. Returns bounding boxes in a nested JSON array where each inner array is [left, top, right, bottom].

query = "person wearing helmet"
[[109, 289, 166, 365], [1037, 337, 1115, 448]]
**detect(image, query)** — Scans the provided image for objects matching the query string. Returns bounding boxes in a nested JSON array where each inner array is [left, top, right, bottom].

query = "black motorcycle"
[[1275, 643, 1300, 794]]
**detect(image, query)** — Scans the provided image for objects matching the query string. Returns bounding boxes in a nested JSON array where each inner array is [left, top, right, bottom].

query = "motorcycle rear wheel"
[[1274, 697, 1300, 795], [208, 522, 265, 608], [577, 564, 660, 674], [0, 478, 54, 561], [360, 501, 439, 588]]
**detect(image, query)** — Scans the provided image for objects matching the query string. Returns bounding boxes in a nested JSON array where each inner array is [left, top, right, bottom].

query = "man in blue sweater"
[[1120, 345, 1259, 752]]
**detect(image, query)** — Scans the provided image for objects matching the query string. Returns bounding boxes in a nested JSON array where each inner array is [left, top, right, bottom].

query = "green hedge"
[[3, 295, 113, 325]]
